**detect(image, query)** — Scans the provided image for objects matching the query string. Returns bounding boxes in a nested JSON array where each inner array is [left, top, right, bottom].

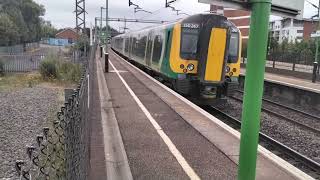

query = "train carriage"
[[112, 13, 241, 104]]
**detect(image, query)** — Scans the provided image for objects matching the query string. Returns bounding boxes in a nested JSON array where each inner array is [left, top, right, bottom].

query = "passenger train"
[[111, 14, 241, 104]]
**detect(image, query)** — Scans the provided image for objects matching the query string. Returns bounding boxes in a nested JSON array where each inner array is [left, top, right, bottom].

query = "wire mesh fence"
[[14, 46, 94, 180]]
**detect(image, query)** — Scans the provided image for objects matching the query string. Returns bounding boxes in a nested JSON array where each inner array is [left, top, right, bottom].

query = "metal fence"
[[0, 54, 45, 72], [241, 50, 319, 73], [267, 51, 315, 65], [241, 59, 317, 74], [14, 47, 94, 180], [0, 50, 83, 73], [0, 43, 40, 54]]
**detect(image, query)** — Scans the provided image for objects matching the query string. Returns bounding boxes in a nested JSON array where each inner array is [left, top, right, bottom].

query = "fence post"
[[100, 46, 103, 58], [105, 53, 109, 73], [272, 59, 275, 68], [292, 58, 296, 71], [312, 62, 318, 83]]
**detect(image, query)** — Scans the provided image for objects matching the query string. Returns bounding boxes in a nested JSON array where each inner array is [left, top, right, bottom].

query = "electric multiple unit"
[[111, 13, 241, 104]]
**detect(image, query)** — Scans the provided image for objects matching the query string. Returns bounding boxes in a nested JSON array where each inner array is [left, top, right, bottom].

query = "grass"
[[0, 71, 79, 93], [39, 54, 82, 83], [0, 73, 42, 92]]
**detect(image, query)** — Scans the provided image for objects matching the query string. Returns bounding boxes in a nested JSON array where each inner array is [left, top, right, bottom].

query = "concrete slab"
[[110, 49, 313, 180], [241, 68, 320, 93]]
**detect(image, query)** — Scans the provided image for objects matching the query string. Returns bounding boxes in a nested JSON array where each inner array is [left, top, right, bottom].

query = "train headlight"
[[226, 66, 230, 73], [187, 64, 194, 71], [232, 68, 237, 72]]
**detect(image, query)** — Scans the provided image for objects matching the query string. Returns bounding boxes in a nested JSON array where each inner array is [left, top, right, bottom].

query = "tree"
[[0, 0, 50, 45], [40, 20, 58, 38], [0, 13, 19, 46]]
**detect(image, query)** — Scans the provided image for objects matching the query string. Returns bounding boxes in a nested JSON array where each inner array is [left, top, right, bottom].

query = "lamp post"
[[238, 0, 271, 179], [100, 7, 107, 44], [106, 0, 109, 44], [309, 0, 320, 82]]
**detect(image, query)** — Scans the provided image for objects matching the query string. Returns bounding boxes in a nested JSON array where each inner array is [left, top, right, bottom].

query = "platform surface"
[[241, 68, 320, 93], [89, 49, 313, 180]]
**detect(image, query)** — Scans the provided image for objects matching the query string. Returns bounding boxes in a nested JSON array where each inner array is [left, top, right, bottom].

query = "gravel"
[[234, 91, 320, 131], [0, 86, 61, 179], [216, 98, 320, 164]]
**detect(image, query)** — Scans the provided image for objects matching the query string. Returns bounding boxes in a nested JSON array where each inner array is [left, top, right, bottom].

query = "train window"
[[146, 34, 153, 61], [125, 38, 130, 53], [132, 37, 138, 56], [180, 28, 199, 60], [137, 36, 147, 59], [228, 32, 239, 63], [164, 31, 171, 58], [152, 35, 163, 63]]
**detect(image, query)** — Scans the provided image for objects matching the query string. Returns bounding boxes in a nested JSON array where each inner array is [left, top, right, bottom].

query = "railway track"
[[230, 90, 320, 135], [205, 106, 320, 179], [237, 90, 320, 120]]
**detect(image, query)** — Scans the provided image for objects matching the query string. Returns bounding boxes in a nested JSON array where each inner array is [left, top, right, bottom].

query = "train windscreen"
[[180, 27, 199, 60], [228, 32, 239, 63]]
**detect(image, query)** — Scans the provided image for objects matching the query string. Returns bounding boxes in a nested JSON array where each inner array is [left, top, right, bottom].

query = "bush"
[[40, 59, 58, 79], [39, 54, 82, 83], [58, 61, 81, 82]]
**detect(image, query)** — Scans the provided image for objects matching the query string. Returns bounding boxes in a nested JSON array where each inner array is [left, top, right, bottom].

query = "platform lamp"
[[100, 6, 107, 44], [308, 0, 320, 82], [105, 0, 109, 45]]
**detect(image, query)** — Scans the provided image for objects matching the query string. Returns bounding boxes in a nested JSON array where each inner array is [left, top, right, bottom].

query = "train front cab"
[[169, 15, 241, 102]]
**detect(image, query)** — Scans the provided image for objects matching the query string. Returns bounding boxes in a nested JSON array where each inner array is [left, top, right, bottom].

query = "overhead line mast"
[[75, 0, 86, 33], [129, 0, 152, 14], [165, 0, 189, 16]]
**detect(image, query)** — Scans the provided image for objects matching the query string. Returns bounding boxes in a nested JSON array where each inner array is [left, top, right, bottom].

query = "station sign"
[[199, 0, 305, 18]]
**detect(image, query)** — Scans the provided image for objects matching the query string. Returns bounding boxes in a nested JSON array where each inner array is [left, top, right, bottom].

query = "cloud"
[[34, 0, 209, 30], [34, 0, 317, 31]]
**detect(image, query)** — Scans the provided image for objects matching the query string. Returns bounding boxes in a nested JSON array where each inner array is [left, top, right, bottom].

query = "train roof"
[[113, 13, 233, 39]]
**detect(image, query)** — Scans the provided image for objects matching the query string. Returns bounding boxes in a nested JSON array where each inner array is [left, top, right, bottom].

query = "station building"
[[210, 5, 319, 44]]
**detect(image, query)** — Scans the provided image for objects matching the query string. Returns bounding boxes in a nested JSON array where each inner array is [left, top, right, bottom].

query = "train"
[[111, 13, 241, 104]]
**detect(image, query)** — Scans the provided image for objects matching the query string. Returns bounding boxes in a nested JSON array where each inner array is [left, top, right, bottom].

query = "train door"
[[145, 31, 154, 67]]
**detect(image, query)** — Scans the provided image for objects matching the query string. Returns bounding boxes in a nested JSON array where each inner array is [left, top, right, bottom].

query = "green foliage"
[[0, 0, 56, 46], [267, 37, 317, 65], [0, 13, 19, 45], [41, 21, 58, 38], [57, 62, 81, 82], [39, 55, 82, 83], [74, 35, 89, 52], [40, 59, 58, 79]]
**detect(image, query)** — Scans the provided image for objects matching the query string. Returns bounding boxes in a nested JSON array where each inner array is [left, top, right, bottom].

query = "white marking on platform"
[[109, 70, 128, 73], [266, 78, 320, 94], [111, 50, 314, 180], [109, 60, 201, 180], [240, 72, 320, 94], [97, 58, 133, 179]]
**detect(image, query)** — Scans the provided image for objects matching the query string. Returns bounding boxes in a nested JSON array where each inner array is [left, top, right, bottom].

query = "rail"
[[205, 106, 320, 179], [229, 92, 320, 134]]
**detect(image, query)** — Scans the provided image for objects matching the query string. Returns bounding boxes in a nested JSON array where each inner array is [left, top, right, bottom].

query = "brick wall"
[[55, 29, 79, 42], [303, 21, 318, 40]]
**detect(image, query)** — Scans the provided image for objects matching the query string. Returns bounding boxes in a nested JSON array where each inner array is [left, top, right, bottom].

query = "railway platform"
[[241, 68, 320, 93], [89, 48, 313, 179]]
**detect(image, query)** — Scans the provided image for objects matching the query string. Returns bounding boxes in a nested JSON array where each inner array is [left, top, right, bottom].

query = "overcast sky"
[[34, 0, 319, 31]]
